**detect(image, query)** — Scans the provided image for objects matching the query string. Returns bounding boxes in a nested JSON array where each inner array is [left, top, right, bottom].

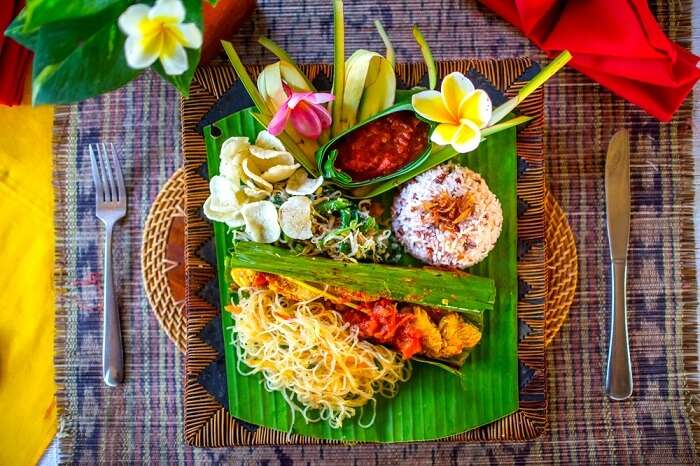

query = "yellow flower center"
[[138, 17, 184, 59]]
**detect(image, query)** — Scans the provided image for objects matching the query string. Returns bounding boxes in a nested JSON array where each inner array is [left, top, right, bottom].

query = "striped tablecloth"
[[52, 0, 699, 463]]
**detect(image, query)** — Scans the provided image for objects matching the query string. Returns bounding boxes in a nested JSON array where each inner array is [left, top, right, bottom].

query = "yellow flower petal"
[[441, 72, 475, 120], [412, 90, 455, 124], [458, 89, 492, 128], [451, 120, 481, 153], [430, 123, 461, 146]]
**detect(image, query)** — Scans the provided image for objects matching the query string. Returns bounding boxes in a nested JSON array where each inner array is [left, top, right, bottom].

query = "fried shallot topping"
[[422, 191, 475, 231]]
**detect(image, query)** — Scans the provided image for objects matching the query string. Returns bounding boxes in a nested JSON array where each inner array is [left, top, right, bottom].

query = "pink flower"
[[267, 84, 335, 139]]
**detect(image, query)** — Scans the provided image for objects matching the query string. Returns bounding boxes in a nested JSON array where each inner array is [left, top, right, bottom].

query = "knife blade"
[[604, 129, 633, 400]]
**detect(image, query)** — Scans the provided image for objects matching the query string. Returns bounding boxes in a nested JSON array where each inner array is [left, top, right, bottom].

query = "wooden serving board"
[[182, 59, 547, 446]]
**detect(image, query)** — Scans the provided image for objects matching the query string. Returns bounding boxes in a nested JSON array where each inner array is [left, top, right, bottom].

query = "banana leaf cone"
[[226, 242, 492, 374], [316, 102, 437, 188]]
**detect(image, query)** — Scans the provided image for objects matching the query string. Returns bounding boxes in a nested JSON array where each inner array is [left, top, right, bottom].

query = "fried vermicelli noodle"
[[231, 287, 410, 429]]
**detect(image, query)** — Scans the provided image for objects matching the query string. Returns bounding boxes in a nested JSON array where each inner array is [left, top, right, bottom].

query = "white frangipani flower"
[[118, 0, 202, 76]]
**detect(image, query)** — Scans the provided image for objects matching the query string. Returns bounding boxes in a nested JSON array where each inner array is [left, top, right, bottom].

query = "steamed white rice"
[[391, 163, 503, 269]]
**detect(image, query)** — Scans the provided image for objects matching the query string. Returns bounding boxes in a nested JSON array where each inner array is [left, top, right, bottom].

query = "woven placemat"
[[143, 172, 577, 352]]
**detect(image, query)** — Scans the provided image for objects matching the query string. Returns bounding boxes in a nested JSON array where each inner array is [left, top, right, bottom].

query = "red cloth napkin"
[[478, 0, 700, 121], [0, 0, 31, 107]]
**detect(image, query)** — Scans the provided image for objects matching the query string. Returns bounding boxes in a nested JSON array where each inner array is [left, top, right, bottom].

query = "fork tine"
[[108, 144, 126, 201], [89, 145, 104, 203], [100, 143, 118, 202], [96, 144, 112, 202], [95, 144, 109, 202]]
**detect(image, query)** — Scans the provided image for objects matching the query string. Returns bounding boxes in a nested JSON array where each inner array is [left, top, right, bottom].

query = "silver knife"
[[604, 129, 633, 400]]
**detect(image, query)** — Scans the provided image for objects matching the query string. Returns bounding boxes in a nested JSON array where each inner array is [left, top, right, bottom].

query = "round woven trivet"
[[142, 167, 187, 352], [142, 169, 578, 352], [544, 190, 578, 346]]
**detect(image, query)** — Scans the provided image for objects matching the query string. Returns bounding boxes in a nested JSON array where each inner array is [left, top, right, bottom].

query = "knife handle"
[[605, 258, 633, 400]]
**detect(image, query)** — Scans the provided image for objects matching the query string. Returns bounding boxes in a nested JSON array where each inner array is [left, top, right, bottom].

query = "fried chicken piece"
[[410, 306, 443, 358], [438, 313, 481, 358], [406, 306, 482, 359]]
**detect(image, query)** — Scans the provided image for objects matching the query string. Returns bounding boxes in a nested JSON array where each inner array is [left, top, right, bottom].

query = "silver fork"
[[89, 143, 127, 386]]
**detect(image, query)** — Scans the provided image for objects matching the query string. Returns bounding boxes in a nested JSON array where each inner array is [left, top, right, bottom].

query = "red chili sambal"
[[334, 111, 429, 181], [343, 298, 424, 359]]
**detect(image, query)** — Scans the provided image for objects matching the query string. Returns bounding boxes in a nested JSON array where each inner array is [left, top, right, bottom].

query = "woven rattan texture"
[[544, 190, 577, 347], [142, 167, 187, 352], [183, 59, 547, 446]]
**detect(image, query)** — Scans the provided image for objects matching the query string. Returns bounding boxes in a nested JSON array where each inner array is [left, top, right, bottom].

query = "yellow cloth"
[[0, 89, 56, 465]]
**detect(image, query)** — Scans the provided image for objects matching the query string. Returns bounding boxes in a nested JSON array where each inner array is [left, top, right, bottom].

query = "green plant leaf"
[[23, 3, 127, 75], [151, 48, 201, 97], [23, 0, 122, 31], [151, 0, 203, 97], [7, 0, 203, 103], [8, 0, 142, 104], [6, 0, 142, 104], [204, 107, 520, 442], [5, 11, 36, 49]]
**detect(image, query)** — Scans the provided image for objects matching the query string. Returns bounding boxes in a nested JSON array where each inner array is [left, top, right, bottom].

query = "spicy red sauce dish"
[[334, 111, 430, 181], [343, 298, 424, 359]]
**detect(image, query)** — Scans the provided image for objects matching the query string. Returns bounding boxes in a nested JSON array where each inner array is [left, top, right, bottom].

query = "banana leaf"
[[204, 106, 519, 442], [227, 242, 494, 325], [227, 244, 486, 374], [413, 355, 469, 377]]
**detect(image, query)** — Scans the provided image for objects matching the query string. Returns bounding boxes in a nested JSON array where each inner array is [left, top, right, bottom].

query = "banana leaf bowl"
[[316, 101, 437, 189]]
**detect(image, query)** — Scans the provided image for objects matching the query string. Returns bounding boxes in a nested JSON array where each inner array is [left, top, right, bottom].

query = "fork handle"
[[103, 223, 124, 386]]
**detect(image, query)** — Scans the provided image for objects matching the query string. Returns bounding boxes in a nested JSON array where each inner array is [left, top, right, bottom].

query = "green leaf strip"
[[373, 20, 395, 67], [413, 356, 465, 378], [481, 115, 533, 137], [228, 242, 495, 322], [518, 50, 572, 101], [489, 50, 571, 125], [412, 25, 436, 90], [221, 40, 272, 115], [330, 0, 345, 137], [257, 36, 317, 91]]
